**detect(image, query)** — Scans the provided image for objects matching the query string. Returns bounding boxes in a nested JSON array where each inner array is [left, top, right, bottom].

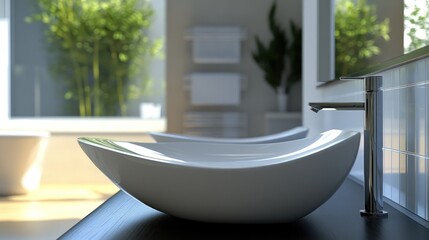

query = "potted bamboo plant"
[[26, 0, 161, 116]]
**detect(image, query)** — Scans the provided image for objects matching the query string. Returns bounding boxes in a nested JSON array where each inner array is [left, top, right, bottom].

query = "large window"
[[404, 0, 429, 53], [1, 0, 165, 128], [334, 0, 391, 77], [333, 0, 429, 78]]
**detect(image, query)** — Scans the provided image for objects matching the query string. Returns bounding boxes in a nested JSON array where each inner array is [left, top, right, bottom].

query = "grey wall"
[[166, 0, 303, 136]]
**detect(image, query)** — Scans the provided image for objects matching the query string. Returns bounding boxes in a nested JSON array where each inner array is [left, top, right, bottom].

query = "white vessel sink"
[[0, 130, 50, 195], [148, 126, 308, 143], [78, 129, 360, 223]]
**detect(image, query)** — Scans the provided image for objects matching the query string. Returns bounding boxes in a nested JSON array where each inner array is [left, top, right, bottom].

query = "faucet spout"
[[309, 102, 364, 113], [310, 107, 321, 113], [308, 75, 387, 218]]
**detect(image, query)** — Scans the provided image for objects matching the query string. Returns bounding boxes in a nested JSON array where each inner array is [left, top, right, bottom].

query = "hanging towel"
[[190, 73, 241, 106], [190, 27, 244, 63]]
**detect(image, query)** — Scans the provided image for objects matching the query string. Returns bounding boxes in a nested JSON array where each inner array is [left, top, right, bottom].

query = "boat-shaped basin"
[[78, 129, 360, 223]]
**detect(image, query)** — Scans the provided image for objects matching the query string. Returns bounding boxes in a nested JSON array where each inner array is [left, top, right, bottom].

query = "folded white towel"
[[190, 73, 241, 106], [190, 26, 244, 63]]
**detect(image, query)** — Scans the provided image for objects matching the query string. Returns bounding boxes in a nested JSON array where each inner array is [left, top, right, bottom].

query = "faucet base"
[[360, 210, 388, 218]]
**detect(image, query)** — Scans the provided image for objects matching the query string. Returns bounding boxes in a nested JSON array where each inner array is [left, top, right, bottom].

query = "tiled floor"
[[0, 184, 118, 240]]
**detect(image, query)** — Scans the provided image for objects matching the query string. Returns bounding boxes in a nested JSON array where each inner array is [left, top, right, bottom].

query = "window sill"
[[0, 118, 166, 134], [316, 45, 429, 87]]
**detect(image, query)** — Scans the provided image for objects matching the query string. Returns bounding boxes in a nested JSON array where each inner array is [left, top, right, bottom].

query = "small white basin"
[[78, 129, 360, 223], [148, 126, 308, 143], [0, 130, 50, 195]]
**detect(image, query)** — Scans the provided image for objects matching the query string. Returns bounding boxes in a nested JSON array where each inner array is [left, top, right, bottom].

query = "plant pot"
[[277, 91, 288, 112]]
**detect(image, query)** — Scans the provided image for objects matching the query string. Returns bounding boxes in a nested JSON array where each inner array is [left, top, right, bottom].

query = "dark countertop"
[[59, 178, 429, 240]]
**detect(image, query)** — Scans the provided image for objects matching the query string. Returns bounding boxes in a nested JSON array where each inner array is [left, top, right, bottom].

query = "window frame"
[[0, 0, 165, 133]]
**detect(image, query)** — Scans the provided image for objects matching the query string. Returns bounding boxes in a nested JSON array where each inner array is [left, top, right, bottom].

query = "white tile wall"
[[416, 156, 426, 218], [381, 56, 429, 222], [426, 57, 429, 221]]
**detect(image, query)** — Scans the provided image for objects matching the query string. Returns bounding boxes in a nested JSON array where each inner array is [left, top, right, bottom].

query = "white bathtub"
[[0, 130, 50, 195]]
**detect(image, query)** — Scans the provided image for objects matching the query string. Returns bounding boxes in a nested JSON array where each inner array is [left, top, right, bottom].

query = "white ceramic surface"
[[148, 126, 308, 143], [78, 129, 360, 223], [0, 130, 50, 195]]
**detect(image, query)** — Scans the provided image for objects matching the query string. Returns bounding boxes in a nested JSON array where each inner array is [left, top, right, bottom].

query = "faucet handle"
[[340, 76, 382, 92]]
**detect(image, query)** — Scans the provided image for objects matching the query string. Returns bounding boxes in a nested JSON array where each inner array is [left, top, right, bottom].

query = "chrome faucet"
[[309, 76, 388, 217]]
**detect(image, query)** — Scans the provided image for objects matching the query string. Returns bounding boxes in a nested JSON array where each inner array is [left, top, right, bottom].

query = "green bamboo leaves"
[[26, 0, 160, 116]]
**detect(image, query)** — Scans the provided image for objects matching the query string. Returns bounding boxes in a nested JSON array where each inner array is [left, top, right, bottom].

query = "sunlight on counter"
[[0, 184, 118, 222]]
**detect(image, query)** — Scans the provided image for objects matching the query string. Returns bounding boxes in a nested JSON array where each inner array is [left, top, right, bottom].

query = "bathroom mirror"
[[333, 0, 429, 78]]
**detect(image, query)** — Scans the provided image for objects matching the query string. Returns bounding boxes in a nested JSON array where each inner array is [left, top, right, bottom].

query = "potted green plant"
[[287, 21, 302, 94], [252, 1, 302, 112], [26, 0, 162, 116]]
